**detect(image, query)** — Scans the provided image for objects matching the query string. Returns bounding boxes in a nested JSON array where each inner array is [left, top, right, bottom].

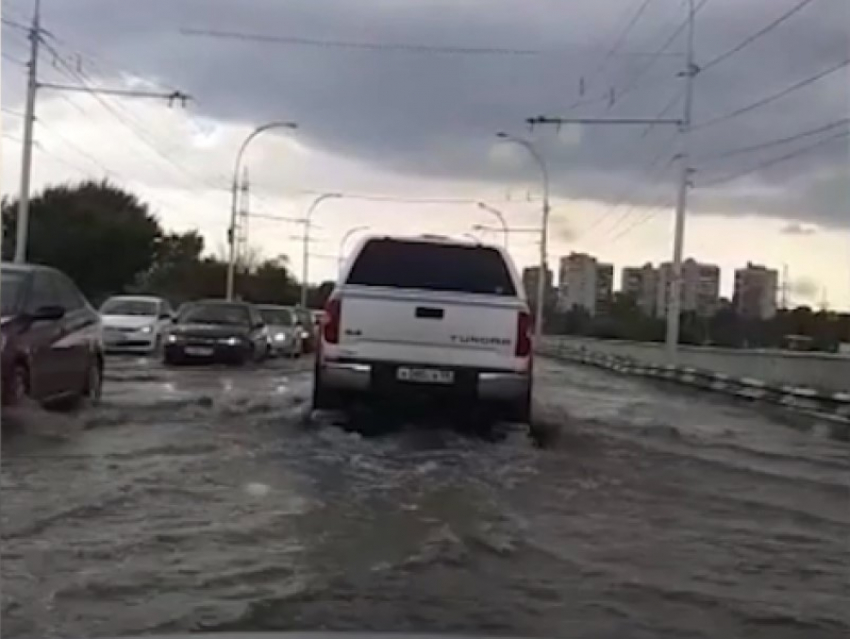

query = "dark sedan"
[[1, 263, 104, 408], [163, 300, 270, 365]]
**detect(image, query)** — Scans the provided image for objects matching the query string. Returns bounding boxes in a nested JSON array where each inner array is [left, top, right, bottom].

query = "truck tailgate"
[[337, 286, 525, 370]]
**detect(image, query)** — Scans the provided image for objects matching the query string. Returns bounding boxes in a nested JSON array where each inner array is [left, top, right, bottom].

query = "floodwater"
[[2, 355, 848, 639]]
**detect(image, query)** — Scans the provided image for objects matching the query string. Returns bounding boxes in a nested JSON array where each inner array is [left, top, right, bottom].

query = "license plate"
[[185, 346, 214, 356], [104, 331, 125, 344], [396, 367, 455, 385]]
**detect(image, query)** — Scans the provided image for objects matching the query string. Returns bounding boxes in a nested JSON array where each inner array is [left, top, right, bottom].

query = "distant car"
[[163, 300, 270, 365], [257, 305, 302, 358], [1, 263, 104, 408], [294, 307, 317, 353], [99, 295, 174, 354], [313, 235, 533, 423]]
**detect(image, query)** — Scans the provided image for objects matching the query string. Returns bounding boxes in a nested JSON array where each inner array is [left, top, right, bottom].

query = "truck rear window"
[[346, 239, 517, 296]]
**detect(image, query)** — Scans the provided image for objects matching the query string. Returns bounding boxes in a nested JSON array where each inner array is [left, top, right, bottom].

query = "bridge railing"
[[539, 336, 850, 398]]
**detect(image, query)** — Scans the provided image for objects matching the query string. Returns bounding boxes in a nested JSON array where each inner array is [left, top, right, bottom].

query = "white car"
[[100, 295, 174, 353], [257, 304, 303, 357], [313, 234, 533, 423]]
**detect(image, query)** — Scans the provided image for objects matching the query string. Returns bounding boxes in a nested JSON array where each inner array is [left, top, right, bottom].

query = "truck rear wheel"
[[312, 364, 343, 410]]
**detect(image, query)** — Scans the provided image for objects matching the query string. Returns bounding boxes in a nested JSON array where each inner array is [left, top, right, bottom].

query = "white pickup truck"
[[313, 234, 533, 422]]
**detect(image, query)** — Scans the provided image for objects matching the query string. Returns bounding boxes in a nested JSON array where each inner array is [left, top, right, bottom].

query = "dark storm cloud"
[[9, 0, 850, 228]]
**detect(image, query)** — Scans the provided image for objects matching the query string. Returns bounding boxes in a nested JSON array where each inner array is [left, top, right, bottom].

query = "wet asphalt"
[[1, 354, 848, 639]]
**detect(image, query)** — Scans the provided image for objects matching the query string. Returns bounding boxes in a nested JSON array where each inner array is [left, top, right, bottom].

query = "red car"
[[1, 263, 104, 408]]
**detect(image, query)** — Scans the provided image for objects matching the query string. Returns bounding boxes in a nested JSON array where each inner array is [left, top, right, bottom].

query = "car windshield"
[[259, 307, 294, 326], [1, 270, 27, 316], [100, 299, 158, 316], [347, 239, 516, 296], [178, 303, 250, 326]]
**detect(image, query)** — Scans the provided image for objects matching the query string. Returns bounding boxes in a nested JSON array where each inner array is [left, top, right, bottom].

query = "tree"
[[2, 180, 162, 303], [134, 230, 206, 301]]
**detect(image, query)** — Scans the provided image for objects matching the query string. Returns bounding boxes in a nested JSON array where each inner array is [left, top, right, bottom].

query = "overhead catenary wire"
[[2, 51, 27, 66], [700, 0, 819, 73], [693, 57, 850, 131], [699, 129, 849, 187], [609, 197, 674, 242], [697, 117, 849, 162], [589, 0, 657, 83], [607, 0, 709, 109], [39, 36, 227, 196], [0, 17, 28, 31], [180, 27, 544, 56]]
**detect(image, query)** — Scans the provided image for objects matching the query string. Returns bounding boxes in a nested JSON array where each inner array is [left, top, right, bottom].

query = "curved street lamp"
[[226, 121, 298, 300], [338, 225, 370, 273], [495, 132, 550, 341], [476, 202, 509, 248], [301, 192, 343, 307]]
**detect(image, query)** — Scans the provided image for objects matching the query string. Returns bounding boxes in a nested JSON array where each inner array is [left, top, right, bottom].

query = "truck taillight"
[[323, 297, 341, 344], [516, 310, 533, 357]]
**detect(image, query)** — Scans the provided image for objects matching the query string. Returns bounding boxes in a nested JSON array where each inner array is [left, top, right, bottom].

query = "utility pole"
[[14, 0, 41, 263], [664, 0, 697, 363], [11, 0, 191, 264], [525, 0, 695, 363]]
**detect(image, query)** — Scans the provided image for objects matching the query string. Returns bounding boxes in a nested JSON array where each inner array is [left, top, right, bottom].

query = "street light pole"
[[301, 193, 342, 307], [338, 225, 369, 273], [495, 133, 550, 341], [226, 121, 297, 300], [477, 202, 509, 249]]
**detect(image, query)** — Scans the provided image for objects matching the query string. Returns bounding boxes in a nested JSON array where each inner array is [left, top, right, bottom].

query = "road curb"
[[538, 343, 850, 422]]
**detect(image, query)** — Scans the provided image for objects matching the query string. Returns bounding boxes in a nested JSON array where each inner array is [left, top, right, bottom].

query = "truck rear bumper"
[[320, 360, 530, 401]]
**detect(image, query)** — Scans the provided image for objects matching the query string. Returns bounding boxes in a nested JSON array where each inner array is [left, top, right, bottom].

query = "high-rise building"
[[557, 253, 611, 316], [522, 265, 554, 309], [621, 263, 657, 316], [655, 258, 721, 318], [734, 262, 778, 319], [596, 262, 614, 315]]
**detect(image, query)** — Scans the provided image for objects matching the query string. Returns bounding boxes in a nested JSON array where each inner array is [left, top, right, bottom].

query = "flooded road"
[[2, 355, 848, 639]]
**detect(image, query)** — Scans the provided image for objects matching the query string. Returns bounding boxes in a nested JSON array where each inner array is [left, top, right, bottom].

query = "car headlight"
[[140, 325, 154, 333], [222, 336, 242, 346], [300, 329, 309, 339], [167, 333, 179, 343], [274, 333, 287, 342]]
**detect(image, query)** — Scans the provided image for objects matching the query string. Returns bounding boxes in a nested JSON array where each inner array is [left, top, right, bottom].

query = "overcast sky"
[[2, 0, 848, 307]]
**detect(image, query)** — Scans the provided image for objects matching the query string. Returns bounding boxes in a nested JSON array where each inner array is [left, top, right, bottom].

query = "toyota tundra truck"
[[312, 235, 533, 422]]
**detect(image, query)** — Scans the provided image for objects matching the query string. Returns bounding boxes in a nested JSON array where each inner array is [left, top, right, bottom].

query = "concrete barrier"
[[539, 335, 850, 420], [540, 336, 850, 393]]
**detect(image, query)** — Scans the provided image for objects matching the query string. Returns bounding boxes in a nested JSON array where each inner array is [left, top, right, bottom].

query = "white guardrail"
[[538, 335, 850, 420]]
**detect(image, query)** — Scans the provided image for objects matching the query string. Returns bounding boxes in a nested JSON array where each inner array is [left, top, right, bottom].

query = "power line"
[[590, 0, 657, 83], [699, 129, 849, 187], [700, 0, 818, 73], [0, 17, 28, 31], [578, 132, 678, 241], [697, 117, 849, 162], [609, 0, 709, 109], [2, 51, 27, 66], [609, 197, 673, 242], [639, 88, 684, 138], [40, 36, 223, 195], [180, 27, 543, 56], [693, 57, 850, 130], [36, 119, 120, 179]]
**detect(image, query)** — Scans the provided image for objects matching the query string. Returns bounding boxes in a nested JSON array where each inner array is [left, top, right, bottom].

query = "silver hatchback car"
[[257, 305, 303, 358]]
